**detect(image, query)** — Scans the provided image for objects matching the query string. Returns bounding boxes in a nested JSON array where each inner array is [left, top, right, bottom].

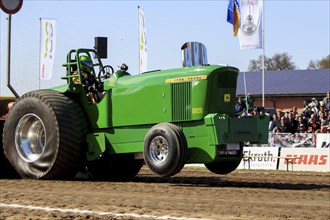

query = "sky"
[[1, 0, 329, 96]]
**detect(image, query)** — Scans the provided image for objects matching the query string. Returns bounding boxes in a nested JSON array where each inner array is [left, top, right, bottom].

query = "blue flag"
[[227, 0, 241, 36]]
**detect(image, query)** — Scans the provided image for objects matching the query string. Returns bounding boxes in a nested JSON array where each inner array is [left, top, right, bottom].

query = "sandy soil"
[[0, 166, 329, 220]]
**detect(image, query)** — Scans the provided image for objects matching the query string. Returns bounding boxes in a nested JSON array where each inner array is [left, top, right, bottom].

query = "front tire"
[[144, 123, 187, 177], [3, 90, 87, 179]]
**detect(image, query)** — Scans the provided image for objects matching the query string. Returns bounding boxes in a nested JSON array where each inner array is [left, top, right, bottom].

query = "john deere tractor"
[[2, 42, 269, 180]]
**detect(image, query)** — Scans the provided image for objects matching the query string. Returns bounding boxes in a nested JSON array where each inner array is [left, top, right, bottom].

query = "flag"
[[227, 0, 241, 37], [138, 7, 147, 73], [239, 0, 263, 49], [39, 18, 56, 80]]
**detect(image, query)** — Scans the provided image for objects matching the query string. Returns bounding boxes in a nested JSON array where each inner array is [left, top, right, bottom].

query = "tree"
[[308, 54, 330, 69], [307, 60, 318, 70], [248, 52, 296, 71]]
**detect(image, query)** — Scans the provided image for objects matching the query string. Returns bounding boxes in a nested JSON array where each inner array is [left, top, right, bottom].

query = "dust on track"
[[1, 167, 329, 220]]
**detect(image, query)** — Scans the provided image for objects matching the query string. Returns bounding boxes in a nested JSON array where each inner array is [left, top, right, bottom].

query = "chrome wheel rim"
[[15, 114, 46, 162], [149, 136, 168, 163]]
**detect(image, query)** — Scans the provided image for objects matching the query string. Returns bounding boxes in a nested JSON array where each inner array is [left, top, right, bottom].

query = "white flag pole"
[[243, 71, 247, 96], [261, 0, 265, 107], [138, 6, 140, 74], [39, 18, 41, 89]]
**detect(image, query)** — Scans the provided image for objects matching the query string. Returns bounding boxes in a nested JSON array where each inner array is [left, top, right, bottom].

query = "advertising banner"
[[138, 7, 147, 73], [279, 148, 330, 172], [238, 0, 263, 49], [238, 147, 279, 170], [39, 18, 56, 80]]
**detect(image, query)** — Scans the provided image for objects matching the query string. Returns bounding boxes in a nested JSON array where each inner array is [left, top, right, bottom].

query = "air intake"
[[172, 82, 192, 121]]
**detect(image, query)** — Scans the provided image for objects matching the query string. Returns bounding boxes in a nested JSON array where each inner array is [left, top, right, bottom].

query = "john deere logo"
[[224, 94, 230, 102]]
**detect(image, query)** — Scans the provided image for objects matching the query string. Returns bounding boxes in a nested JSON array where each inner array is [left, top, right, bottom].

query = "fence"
[[249, 132, 329, 148], [239, 132, 330, 172]]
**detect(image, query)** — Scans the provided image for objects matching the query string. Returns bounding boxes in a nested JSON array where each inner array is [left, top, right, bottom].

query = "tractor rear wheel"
[[3, 90, 87, 179], [0, 119, 19, 178], [143, 123, 187, 177]]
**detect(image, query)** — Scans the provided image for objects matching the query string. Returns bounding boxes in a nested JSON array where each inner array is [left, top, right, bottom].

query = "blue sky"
[[1, 0, 329, 96]]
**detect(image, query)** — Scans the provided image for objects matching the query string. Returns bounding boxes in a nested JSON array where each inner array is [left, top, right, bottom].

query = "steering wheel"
[[98, 65, 114, 83]]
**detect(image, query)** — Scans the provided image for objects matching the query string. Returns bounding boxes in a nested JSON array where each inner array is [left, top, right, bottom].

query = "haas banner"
[[39, 18, 56, 80], [239, 0, 263, 49]]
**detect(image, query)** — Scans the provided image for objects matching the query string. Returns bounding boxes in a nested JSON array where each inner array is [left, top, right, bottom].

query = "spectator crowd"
[[235, 92, 330, 134]]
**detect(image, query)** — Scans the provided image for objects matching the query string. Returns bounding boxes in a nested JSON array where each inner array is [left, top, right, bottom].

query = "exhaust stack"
[[181, 42, 208, 67]]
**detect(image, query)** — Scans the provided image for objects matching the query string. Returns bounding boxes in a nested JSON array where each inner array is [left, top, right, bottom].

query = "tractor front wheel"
[[144, 123, 187, 177]]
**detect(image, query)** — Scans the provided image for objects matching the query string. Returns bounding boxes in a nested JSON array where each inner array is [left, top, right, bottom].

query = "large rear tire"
[[0, 119, 19, 178], [144, 123, 187, 177], [3, 90, 87, 179]]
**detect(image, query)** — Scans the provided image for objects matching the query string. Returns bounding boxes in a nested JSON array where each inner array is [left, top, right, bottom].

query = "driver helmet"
[[80, 55, 93, 72], [120, 63, 128, 71]]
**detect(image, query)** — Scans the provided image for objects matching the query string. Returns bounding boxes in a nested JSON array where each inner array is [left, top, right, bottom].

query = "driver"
[[116, 63, 131, 77], [80, 55, 101, 103]]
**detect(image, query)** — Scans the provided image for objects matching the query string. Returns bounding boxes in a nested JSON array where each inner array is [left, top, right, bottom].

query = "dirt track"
[[0, 166, 329, 220]]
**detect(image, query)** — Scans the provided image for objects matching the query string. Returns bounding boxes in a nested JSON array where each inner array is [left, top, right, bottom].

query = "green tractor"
[[2, 42, 269, 180]]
